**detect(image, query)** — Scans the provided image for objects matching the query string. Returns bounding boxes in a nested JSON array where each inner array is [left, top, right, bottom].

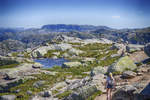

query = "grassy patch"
[[0, 73, 59, 99], [69, 42, 82, 46], [0, 42, 121, 99], [24, 52, 31, 58], [44, 50, 57, 58], [112, 71, 122, 75], [11, 52, 19, 57], [0, 59, 19, 66], [87, 90, 102, 100], [0, 59, 19, 69], [0, 71, 83, 100], [52, 90, 59, 94], [76, 43, 111, 51], [44, 49, 68, 58], [0, 63, 19, 69], [56, 90, 72, 99], [45, 65, 89, 79]]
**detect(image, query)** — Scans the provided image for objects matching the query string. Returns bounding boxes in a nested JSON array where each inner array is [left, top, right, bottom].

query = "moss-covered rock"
[[91, 66, 108, 75], [108, 56, 137, 73]]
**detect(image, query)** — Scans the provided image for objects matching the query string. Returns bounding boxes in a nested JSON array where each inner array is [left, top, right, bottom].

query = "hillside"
[[0, 25, 150, 56], [0, 35, 150, 100]]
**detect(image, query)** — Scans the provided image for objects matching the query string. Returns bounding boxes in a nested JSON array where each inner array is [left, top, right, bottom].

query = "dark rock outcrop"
[[65, 84, 98, 100], [144, 43, 150, 57], [112, 82, 150, 100]]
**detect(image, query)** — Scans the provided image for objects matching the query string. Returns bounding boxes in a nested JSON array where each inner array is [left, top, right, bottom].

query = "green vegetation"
[[0, 63, 19, 69], [23, 52, 31, 58], [56, 90, 72, 99], [45, 66, 89, 79], [112, 71, 122, 75], [12, 52, 19, 57], [0, 59, 18, 66], [76, 43, 111, 51], [68, 42, 82, 45], [0, 59, 19, 69], [12, 51, 31, 58], [52, 90, 59, 94], [44, 49, 68, 58], [44, 50, 57, 58], [114, 56, 137, 72], [0, 43, 121, 99], [0, 72, 75, 100], [136, 62, 143, 66], [87, 90, 102, 100], [75, 43, 119, 65], [45, 43, 120, 78]]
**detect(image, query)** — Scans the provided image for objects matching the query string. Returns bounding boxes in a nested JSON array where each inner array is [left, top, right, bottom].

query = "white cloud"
[[112, 15, 120, 19]]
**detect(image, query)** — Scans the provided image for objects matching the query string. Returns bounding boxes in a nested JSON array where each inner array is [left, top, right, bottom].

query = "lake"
[[34, 58, 69, 68]]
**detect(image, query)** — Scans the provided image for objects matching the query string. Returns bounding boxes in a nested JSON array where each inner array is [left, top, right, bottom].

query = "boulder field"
[[0, 35, 150, 100]]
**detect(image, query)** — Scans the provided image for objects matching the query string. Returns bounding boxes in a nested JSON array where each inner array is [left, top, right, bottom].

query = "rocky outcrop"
[[108, 56, 137, 73], [91, 66, 108, 75], [0, 63, 41, 92], [62, 62, 82, 68], [112, 82, 150, 100], [54, 43, 72, 51], [0, 39, 26, 56], [144, 43, 150, 57], [0, 63, 33, 79], [68, 48, 83, 55], [129, 51, 149, 64], [31, 43, 73, 58], [83, 38, 112, 44], [51, 82, 67, 91], [0, 95, 16, 100], [121, 71, 136, 79], [31, 90, 58, 100], [112, 85, 137, 100], [32, 63, 43, 68], [91, 74, 106, 92], [31, 46, 55, 58], [111, 43, 126, 56], [81, 58, 96, 63], [0, 55, 33, 63], [65, 84, 98, 100], [140, 83, 150, 99], [54, 35, 82, 43], [33, 81, 46, 88], [0, 78, 23, 93], [126, 44, 144, 53]]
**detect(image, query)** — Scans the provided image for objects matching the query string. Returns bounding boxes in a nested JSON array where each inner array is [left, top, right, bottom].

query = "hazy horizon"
[[1, 24, 150, 30], [0, 0, 150, 29]]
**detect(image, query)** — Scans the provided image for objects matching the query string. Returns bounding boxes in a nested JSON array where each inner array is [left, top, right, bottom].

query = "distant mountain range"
[[42, 24, 110, 32], [0, 24, 150, 55]]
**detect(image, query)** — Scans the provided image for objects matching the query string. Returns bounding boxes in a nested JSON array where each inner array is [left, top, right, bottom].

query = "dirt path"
[[95, 71, 150, 100], [129, 51, 149, 63]]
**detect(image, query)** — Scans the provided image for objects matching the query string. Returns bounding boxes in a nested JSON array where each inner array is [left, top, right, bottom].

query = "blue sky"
[[0, 0, 150, 29]]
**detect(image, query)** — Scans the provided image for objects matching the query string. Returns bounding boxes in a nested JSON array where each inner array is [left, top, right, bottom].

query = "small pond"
[[34, 58, 69, 68]]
